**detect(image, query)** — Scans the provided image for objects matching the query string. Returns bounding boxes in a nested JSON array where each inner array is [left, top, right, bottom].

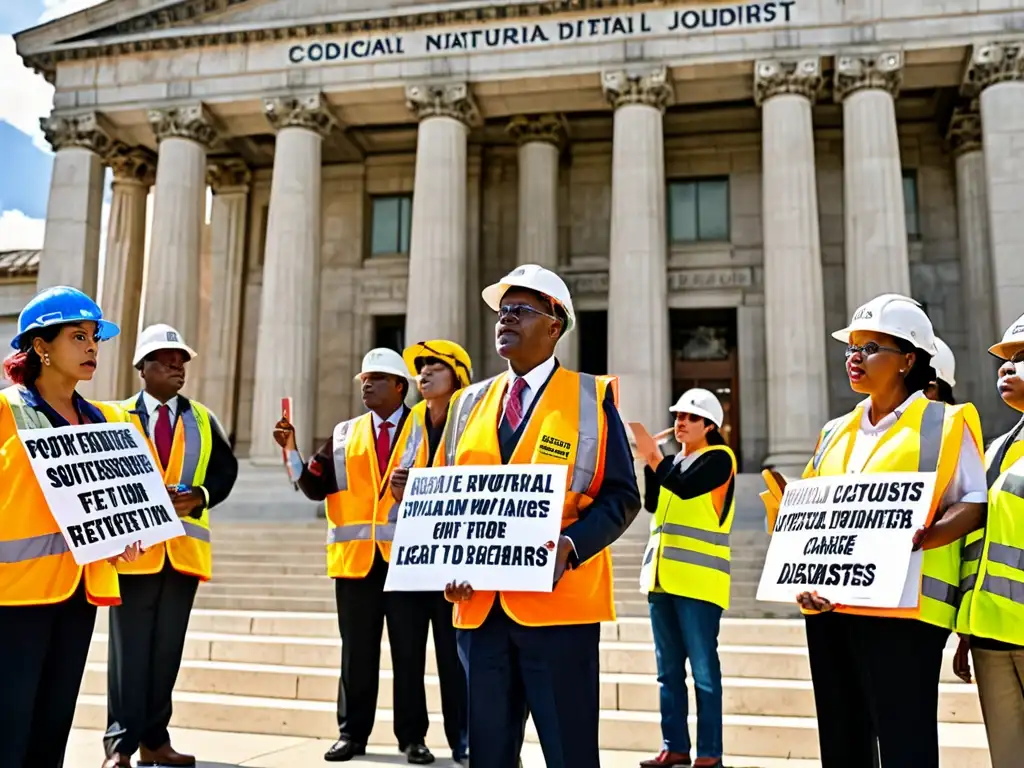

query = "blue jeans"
[[648, 592, 724, 758]]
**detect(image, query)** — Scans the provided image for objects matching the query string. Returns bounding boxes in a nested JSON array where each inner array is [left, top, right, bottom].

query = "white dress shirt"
[[847, 391, 987, 507], [503, 356, 556, 416], [141, 391, 180, 438]]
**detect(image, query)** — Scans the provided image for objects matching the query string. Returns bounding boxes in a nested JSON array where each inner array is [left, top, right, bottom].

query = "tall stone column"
[[404, 83, 476, 347], [965, 41, 1024, 332], [249, 95, 334, 462], [38, 113, 113, 296], [834, 52, 910, 311], [144, 105, 217, 342], [90, 147, 155, 401], [755, 59, 830, 475], [203, 159, 251, 436], [603, 68, 672, 429], [507, 114, 577, 366]]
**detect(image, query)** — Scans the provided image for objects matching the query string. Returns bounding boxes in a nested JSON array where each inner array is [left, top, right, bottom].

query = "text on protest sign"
[[20, 423, 185, 565], [384, 465, 567, 592], [756, 472, 936, 608]]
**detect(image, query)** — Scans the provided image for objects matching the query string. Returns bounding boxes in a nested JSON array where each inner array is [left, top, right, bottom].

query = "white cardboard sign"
[[757, 472, 936, 608], [384, 464, 567, 593], [20, 423, 185, 565]]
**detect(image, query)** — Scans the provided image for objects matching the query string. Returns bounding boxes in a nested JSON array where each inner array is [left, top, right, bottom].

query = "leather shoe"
[[101, 755, 131, 768], [639, 751, 692, 767], [404, 743, 435, 764], [324, 738, 366, 762], [138, 743, 196, 767]]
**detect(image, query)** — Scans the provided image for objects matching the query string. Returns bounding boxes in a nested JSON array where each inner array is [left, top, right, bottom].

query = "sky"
[[0, 0, 111, 252]]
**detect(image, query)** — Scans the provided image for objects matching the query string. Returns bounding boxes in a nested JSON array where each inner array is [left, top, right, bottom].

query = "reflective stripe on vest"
[[379, 412, 429, 542], [0, 531, 69, 562], [977, 473, 1024, 608], [444, 378, 497, 467], [177, 406, 205, 486], [181, 520, 211, 542], [331, 418, 360, 493], [916, 401, 959, 610], [327, 523, 374, 543]]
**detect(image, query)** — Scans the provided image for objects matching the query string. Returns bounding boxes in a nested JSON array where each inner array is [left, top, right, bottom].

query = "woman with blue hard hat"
[[0, 285, 141, 767]]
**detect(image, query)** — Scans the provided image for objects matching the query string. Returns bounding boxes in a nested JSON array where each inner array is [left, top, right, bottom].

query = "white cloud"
[[0, 210, 46, 250], [38, 0, 107, 24], [0, 35, 55, 152]]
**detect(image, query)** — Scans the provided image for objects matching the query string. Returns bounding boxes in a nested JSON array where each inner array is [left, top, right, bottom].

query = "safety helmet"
[[669, 388, 725, 428], [989, 311, 1024, 361], [481, 264, 576, 335], [133, 324, 197, 368], [11, 285, 119, 350], [932, 337, 956, 387], [402, 340, 473, 389], [353, 348, 412, 383], [832, 294, 937, 355]]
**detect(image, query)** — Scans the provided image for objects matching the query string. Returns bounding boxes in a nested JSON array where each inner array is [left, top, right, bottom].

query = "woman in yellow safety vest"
[[925, 337, 957, 406], [953, 311, 1024, 768], [632, 388, 736, 768], [795, 294, 986, 768], [0, 286, 140, 768]]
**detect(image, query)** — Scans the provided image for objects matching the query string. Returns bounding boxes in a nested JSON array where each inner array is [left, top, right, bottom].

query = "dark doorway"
[[373, 315, 405, 352], [578, 310, 608, 375]]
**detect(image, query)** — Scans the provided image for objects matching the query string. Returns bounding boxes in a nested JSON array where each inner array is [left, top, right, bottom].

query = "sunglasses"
[[674, 412, 705, 424], [498, 303, 559, 322], [845, 342, 902, 359], [416, 342, 471, 376]]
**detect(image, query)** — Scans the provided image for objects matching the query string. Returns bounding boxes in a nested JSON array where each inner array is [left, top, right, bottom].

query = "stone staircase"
[[72, 522, 991, 766]]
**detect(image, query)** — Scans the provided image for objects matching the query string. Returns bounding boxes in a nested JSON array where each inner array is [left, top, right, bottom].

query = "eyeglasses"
[[674, 412, 704, 424], [845, 342, 902, 359], [498, 303, 559, 323]]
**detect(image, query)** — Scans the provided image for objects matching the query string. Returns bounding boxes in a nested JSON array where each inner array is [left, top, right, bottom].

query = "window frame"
[[667, 176, 731, 244], [368, 194, 413, 257], [902, 169, 921, 241]]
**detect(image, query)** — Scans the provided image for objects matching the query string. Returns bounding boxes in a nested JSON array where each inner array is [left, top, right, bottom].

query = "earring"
[[42, 353, 51, 367]]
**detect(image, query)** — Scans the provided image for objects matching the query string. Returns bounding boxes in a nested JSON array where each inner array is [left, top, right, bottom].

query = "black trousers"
[[334, 553, 431, 749], [106, 559, 199, 756], [805, 612, 949, 768], [0, 582, 97, 768]]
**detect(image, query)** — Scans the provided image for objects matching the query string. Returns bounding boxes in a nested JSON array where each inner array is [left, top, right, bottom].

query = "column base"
[[762, 452, 809, 481]]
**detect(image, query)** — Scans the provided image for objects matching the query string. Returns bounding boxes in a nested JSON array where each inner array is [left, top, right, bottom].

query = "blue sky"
[[0, 0, 110, 250]]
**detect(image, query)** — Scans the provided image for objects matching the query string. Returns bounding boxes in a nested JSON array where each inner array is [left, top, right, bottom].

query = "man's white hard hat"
[[133, 324, 197, 368], [832, 293, 937, 356], [669, 387, 725, 428], [481, 264, 576, 335], [932, 337, 956, 387], [989, 311, 1024, 361], [353, 348, 412, 383]]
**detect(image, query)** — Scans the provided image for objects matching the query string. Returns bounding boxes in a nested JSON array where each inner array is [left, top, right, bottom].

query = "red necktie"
[[154, 404, 173, 468], [376, 422, 393, 474], [504, 378, 527, 431]]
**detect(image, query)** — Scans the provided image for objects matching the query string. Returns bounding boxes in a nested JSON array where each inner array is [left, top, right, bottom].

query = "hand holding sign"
[[444, 580, 474, 602], [391, 467, 410, 502]]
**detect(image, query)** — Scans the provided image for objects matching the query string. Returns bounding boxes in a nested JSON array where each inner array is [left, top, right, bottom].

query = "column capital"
[[40, 112, 115, 155], [506, 114, 567, 148], [263, 93, 337, 137], [107, 144, 156, 186], [834, 52, 903, 101], [405, 83, 480, 126], [601, 67, 673, 112], [947, 102, 983, 157], [962, 40, 1024, 96], [207, 157, 252, 193], [754, 59, 823, 105], [147, 104, 218, 148]]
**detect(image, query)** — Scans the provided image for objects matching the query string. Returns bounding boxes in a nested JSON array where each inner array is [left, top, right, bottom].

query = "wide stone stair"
[[73, 522, 991, 766]]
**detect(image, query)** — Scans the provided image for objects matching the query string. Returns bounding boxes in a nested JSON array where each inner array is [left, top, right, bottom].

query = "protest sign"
[[384, 464, 567, 592], [20, 422, 185, 565], [756, 472, 936, 608]]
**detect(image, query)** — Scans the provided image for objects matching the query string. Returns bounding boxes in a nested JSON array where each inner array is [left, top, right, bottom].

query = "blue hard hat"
[[11, 286, 120, 350]]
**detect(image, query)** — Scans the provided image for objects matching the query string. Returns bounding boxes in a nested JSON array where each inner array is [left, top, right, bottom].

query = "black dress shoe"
[[324, 737, 366, 762], [404, 743, 435, 764]]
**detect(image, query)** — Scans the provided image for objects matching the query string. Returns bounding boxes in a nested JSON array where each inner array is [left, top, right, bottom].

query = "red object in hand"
[[544, 540, 556, 551], [280, 397, 292, 462]]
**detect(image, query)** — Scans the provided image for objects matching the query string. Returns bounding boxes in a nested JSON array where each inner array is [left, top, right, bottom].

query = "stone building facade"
[[14, 0, 1024, 476]]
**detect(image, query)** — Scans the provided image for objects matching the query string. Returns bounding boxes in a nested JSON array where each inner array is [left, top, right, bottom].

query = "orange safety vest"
[[115, 393, 216, 581], [325, 409, 415, 578], [803, 396, 983, 629], [0, 385, 124, 607], [436, 367, 617, 629]]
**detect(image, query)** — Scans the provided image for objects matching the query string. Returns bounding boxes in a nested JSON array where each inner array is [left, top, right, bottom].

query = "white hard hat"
[[133, 324, 197, 368], [932, 337, 956, 387], [669, 388, 724, 428], [832, 294, 937, 355], [481, 264, 576, 335], [989, 312, 1024, 360], [353, 348, 412, 382]]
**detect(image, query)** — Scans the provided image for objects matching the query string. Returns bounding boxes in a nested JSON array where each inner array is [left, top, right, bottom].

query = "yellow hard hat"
[[402, 340, 473, 388]]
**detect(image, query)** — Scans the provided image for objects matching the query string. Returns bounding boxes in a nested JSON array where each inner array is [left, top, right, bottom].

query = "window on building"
[[668, 178, 730, 243], [902, 170, 921, 240], [370, 195, 413, 256], [373, 315, 406, 353], [577, 310, 608, 375]]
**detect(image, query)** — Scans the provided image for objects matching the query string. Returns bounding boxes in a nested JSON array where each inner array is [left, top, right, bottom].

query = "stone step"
[[69, 693, 990, 763]]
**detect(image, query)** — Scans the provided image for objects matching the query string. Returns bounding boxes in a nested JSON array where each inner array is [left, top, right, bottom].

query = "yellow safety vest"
[[804, 396, 983, 630], [115, 394, 215, 580], [956, 417, 1024, 643], [647, 445, 736, 610], [0, 385, 125, 606]]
